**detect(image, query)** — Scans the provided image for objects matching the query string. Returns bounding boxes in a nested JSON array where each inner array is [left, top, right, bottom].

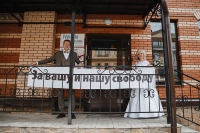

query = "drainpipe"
[[68, 3, 76, 124], [160, 0, 177, 133]]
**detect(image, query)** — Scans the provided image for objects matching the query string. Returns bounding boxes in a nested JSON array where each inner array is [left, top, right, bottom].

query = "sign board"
[[28, 67, 156, 89]]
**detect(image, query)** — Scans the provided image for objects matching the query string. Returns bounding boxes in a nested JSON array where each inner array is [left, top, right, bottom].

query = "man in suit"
[[31, 39, 81, 119]]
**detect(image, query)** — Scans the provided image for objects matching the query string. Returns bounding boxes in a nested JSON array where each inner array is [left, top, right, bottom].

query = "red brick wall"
[[0, 67, 18, 97], [0, 38, 21, 48], [157, 86, 199, 99], [0, 53, 19, 63], [0, 24, 22, 96], [167, 0, 200, 9], [0, 24, 22, 33], [0, 24, 21, 65], [167, 0, 200, 98], [16, 11, 57, 98]]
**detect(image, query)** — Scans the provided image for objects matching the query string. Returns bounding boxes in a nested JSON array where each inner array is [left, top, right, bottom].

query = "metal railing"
[[174, 69, 200, 126], [1, 65, 199, 126], [0, 65, 166, 117]]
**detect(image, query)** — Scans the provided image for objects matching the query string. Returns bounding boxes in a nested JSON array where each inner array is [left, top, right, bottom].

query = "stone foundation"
[[176, 107, 200, 132], [0, 127, 181, 133]]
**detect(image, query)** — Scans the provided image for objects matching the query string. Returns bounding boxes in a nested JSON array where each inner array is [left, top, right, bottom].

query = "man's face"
[[63, 41, 70, 51]]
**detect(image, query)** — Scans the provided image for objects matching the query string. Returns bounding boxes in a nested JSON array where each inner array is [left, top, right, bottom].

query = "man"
[[31, 39, 81, 119]]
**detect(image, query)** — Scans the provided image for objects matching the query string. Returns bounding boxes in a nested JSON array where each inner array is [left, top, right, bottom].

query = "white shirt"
[[63, 50, 70, 59]]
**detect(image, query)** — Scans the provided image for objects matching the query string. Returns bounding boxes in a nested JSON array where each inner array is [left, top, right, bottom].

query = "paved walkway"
[[0, 112, 198, 133]]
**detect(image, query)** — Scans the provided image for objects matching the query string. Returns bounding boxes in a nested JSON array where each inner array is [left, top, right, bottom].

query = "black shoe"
[[56, 113, 65, 119], [72, 113, 76, 119]]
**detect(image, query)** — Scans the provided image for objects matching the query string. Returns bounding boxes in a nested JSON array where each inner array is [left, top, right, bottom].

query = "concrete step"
[[181, 126, 199, 133], [0, 112, 199, 133]]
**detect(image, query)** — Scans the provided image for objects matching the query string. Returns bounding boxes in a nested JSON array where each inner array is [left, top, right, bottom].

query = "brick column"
[[17, 11, 57, 97], [19, 11, 56, 64]]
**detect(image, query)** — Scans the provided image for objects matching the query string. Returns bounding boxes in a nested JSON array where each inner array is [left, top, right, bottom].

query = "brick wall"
[[0, 24, 22, 96], [19, 11, 56, 65], [167, 0, 200, 99], [16, 11, 57, 97], [168, 0, 200, 77], [0, 24, 22, 65], [56, 14, 153, 62]]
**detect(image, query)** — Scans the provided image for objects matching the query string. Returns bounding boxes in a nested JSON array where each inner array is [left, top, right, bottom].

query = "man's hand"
[[77, 62, 84, 69]]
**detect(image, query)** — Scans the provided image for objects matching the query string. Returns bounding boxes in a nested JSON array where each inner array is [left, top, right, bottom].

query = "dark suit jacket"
[[38, 51, 80, 66]]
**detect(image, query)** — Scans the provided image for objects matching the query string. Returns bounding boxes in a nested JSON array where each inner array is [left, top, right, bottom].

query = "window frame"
[[151, 20, 181, 85]]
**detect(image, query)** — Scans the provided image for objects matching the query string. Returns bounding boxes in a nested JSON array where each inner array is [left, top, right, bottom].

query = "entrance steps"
[[0, 113, 198, 133]]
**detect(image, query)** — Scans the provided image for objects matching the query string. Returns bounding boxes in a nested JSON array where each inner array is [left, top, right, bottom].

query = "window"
[[114, 50, 117, 55], [153, 41, 163, 48], [87, 34, 131, 69], [198, 20, 200, 33], [105, 50, 109, 56], [150, 21, 179, 82], [96, 49, 102, 56], [97, 63, 101, 69], [153, 52, 160, 60], [105, 63, 108, 70]]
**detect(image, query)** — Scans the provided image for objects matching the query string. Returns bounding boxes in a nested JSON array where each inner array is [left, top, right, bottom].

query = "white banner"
[[28, 67, 155, 89]]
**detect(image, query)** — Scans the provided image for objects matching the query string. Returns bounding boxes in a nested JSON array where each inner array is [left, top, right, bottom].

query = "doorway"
[[85, 34, 131, 112], [86, 34, 131, 69]]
